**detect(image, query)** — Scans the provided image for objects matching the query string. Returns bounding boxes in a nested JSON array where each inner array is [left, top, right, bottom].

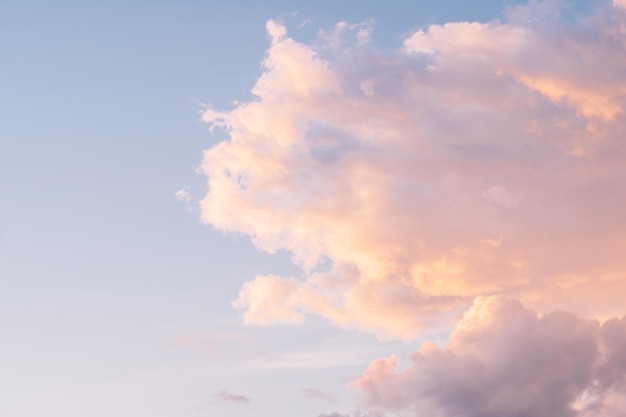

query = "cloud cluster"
[[195, 1, 626, 416], [353, 296, 626, 417], [200, 0, 626, 339]]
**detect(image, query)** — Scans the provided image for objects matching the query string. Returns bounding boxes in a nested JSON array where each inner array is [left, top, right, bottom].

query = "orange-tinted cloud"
[[200, 1, 626, 338]]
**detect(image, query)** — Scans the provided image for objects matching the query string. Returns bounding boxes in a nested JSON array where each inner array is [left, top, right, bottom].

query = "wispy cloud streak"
[[212, 390, 251, 405]]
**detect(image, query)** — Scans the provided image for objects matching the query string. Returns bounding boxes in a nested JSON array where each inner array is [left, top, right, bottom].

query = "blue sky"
[[2, 1, 625, 417], [1, 2, 469, 416]]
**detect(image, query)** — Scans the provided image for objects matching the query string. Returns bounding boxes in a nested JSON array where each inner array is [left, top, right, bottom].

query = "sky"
[[1, 0, 626, 416]]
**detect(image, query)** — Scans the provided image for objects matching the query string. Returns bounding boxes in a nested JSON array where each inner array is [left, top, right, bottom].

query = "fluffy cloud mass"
[[354, 296, 626, 417], [200, 0, 626, 339]]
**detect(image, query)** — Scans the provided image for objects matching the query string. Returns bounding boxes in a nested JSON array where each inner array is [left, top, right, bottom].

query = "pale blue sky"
[[0, 1, 597, 416]]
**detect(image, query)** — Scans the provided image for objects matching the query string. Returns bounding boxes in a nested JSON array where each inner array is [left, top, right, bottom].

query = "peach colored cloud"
[[200, 1, 626, 338], [353, 296, 626, 417]]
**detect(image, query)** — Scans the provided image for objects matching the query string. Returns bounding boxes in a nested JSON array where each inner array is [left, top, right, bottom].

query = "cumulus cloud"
[[199, 0, 626, 339], [353, 296, 626, 417]]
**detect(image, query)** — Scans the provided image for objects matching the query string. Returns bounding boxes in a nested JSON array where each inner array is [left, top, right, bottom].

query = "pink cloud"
[[173, 335, 195, 346], [353, 296, 626, 417], [614, 0, 626, 8], [199, 2, 626, 338]]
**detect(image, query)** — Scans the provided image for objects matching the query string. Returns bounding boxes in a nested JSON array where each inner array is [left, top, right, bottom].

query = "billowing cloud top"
[[200, 1, 626, 339], [354, 296, 626, 417]]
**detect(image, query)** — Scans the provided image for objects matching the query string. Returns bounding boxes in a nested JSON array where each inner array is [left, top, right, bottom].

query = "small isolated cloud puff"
[[212, 390, 251, 405], [175, 187, 191, 204], [173, 335, 195, 346], [353, 296, 626, 417], [302, 388, 335, 403], [200, 1, 626, 338]]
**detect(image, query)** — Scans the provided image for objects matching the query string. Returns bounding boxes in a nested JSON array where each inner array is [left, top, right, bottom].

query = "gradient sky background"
[[2, 1, 626, 417]]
